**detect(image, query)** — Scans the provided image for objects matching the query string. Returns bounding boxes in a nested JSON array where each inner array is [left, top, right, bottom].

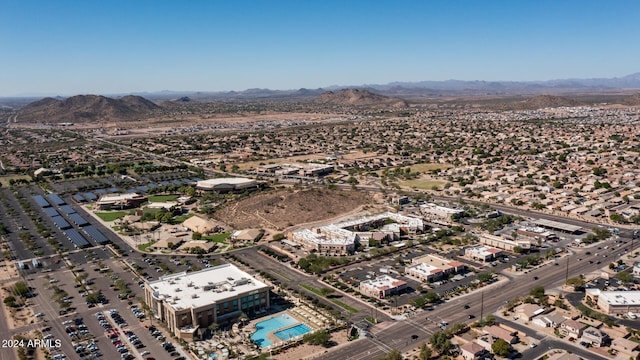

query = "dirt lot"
[[213, 188, 373, 231]]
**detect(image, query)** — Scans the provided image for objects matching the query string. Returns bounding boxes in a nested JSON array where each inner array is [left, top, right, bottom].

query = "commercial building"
[[96, 193, 147, 210], [145, 264, 271, 340], [288, 212, 424, 256], [359, 275, 407, 299], [465, 246, 503, 262], [586, 289, 640, 315], [478, 233, 532, 252], [516, 227, 557, 243], [419, 203, 464, 224], [406, 254, 466, 282], [195, 177, 261, 193]]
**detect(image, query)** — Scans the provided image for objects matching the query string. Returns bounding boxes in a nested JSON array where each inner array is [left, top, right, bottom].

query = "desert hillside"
[[17, 94, 160, 123], [213, 188, 374, 230], [315, 88, 408, 107]]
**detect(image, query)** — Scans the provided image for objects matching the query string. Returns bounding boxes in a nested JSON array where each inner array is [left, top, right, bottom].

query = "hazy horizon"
[[2, 0, 639, 97]]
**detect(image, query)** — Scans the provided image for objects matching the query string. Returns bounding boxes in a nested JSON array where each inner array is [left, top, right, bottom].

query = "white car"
[[35, 312, 45, 317], [140, 351, 150, 356]]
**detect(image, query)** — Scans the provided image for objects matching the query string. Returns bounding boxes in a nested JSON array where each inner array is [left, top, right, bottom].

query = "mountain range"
[[122, 72, 640, 101]]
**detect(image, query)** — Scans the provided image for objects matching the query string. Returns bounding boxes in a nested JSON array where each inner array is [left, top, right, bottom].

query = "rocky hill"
[[511, 95, 583, 110], [619, 93, 640, 106], [315, 88, 408, 107], [17, 94, 160, 123]]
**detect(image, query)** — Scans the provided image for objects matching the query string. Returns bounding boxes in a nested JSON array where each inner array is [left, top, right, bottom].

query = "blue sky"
[[1, 0, 639, 96]]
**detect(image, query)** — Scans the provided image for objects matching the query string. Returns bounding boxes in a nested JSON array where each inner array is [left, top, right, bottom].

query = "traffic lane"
[[234, 247, 388, 321]]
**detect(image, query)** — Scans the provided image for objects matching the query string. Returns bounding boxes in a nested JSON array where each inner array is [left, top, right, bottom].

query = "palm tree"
[[208, 322, 219, 339], [239, 312, 249, 327]]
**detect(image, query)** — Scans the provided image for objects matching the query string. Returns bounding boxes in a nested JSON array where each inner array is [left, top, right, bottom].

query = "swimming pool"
[[274, 323, 312, 341], [250, 314, 298, 348]]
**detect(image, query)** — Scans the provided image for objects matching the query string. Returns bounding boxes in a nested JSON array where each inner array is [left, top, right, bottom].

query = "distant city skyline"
[[1, 0, 639, 97]]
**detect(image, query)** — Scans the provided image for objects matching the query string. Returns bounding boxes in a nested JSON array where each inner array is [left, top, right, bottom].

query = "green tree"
[[319, 287, 335, 297], [530, 286, 545, 299], [86, 291, 102, 304], [491, 338, 511, 356], [418, 342, 432, 360], [3, 295, 16, 307], [478, 272, 494, 283], [429, 330, 452, 355], [303, 330, 330, 346], [616, 271, 633, 284], [12, 281, 30, 297], [380, 349, 403, 360], [566, 276, 585, 290]]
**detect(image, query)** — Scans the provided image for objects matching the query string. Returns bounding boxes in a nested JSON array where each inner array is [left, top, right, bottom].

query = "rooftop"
[[599, 291, 640, 306], [360, 275, 407, 291], [148, 264, 269, 311]]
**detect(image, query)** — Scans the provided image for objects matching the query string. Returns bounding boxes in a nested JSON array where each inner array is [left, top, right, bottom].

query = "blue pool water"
[[250, 314, 298, 348], [274, 324, 312, 341]]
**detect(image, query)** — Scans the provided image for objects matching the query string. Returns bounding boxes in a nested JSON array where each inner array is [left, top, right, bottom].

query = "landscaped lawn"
[[138, 241, 156, 252], [202, 232, 230, 243], [401, 178, 446, 190], [148, 194, 179, 202], [0, 175, 32, 187], [95, 211, 127, 222], [171, 213, 194, 224]]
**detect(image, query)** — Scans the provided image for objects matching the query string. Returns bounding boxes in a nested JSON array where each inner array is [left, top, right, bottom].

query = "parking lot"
[[29, 254, 191, 360]]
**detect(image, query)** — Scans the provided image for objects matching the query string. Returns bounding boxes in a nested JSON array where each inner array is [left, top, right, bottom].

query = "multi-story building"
[[405, 254, 466, 282], [288, 212, 424, 256], [144, 264, 271, 340], [419, 203, 464, 224]]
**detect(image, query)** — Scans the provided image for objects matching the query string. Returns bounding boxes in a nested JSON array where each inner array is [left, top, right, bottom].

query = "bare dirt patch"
[[212, 188, 373, 230]]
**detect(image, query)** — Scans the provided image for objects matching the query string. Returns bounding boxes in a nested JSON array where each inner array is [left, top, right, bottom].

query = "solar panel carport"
[[43, 207, 60, 217], [59, 205, 76, 215], [33, 195, 51, 208], [51, 216, 72, 230], [47, 193, 66, 206], [83, 225, 109, 245], [63, 229, 90, 248], [68, 213, 89, 227]]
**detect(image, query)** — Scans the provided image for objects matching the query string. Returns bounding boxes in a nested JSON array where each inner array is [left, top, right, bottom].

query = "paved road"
[[314, 234, 635, 359], [232, 246, 392, 323]]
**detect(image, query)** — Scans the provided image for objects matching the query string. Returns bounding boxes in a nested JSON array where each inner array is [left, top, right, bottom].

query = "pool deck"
[[249, 308, 320, 348]]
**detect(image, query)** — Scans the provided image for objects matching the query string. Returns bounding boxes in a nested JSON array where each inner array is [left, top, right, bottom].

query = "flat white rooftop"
[[196, 177, 257, 188], [599, 291, 640, 306], [148, 264, 269, 311], [97, 193, 143, 202], [420, 203, 464, 214], [406, 262, 442, 276], [360, 275, 406, 290]]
